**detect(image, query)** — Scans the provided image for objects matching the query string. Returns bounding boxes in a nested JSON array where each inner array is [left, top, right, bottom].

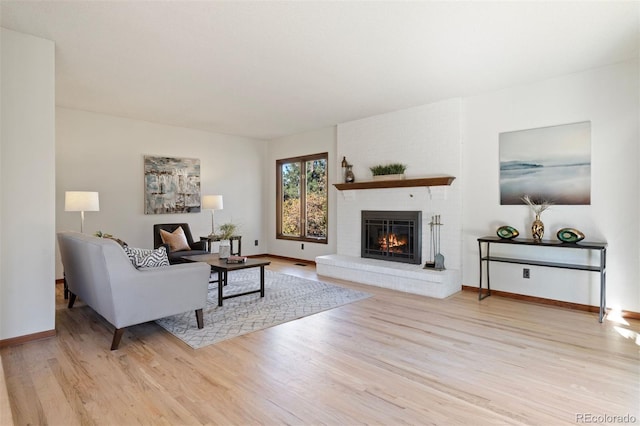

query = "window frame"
[[276, 152, 328, 244]]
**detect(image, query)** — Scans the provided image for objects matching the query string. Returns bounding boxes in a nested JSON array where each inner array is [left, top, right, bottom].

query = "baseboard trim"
[[461, 285, 640, 320], [53, 262, 639, 318], [0, 329, 56, 349]]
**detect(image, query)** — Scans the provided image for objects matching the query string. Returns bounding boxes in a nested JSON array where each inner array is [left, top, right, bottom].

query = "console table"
[[477, 236, 607, 322]]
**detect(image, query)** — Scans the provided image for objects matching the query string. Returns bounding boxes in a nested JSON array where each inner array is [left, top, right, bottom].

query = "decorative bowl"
[[557, 228, 585, 243], [496, 226, 519, 239]]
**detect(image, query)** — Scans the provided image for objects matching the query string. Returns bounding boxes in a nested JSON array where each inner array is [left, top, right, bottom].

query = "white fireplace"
[[315, 184, 461, 298], [316, 98, 462, 298]]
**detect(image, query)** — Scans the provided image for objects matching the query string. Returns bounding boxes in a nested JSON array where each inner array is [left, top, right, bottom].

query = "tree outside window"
[[276, 153, 327, 243]]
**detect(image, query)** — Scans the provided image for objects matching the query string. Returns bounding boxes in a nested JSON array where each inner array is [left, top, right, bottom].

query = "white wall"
[[336, 99, 462, 270], [462, 60, 639, 312], [1, 29, 56, 339], [266, 126, 337, 261], [56, 108, 267, 278]]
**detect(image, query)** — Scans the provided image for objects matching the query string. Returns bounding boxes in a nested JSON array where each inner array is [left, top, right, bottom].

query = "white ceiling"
[[1, 1, 638, 140]]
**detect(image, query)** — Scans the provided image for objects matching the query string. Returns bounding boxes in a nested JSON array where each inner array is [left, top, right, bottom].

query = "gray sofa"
[[57, 231, 211, 350]]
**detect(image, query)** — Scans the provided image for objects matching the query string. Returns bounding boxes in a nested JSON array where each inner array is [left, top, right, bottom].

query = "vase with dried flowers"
[[522, 195, 552, 243]]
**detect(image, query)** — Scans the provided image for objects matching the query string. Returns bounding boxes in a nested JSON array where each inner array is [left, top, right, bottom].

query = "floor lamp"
[[202, 195, 223, 237], [65, 191, 100, 233]]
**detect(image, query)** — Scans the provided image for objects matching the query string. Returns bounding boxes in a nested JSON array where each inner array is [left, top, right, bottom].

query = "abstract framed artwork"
[[499, 121, 591, 205], [144, 156, 201, 214]]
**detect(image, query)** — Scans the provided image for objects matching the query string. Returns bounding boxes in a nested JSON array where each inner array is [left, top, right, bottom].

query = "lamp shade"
[[65, 191, 100, 212], [202, 195, 223, 210]]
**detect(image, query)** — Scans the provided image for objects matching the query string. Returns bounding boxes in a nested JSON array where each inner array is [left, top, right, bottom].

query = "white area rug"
[[156, 269, 371, 349]]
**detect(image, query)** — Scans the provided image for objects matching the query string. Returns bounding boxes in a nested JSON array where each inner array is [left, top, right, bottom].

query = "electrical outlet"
[[301, 243, 304, 250], [254, 239, 258, 246], [523, 268, 530, 279]]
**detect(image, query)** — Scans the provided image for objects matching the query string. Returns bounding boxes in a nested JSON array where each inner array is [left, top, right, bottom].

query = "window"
[[276, 153, 328, 243]]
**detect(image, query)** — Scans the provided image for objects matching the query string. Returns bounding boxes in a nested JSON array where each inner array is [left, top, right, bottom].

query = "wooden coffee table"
[[180, 254, 271, 306]]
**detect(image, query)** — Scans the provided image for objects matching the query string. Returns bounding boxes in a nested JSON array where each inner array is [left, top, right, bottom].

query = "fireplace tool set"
[[424, 215, 445, 270]]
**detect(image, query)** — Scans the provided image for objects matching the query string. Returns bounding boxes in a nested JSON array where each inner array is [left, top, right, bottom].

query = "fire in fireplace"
[[378, 233, 408, 252], [361, 210, 421, 265]]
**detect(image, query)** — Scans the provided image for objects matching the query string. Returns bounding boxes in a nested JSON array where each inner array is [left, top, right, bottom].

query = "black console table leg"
[[479, 241, 491, 300], [599, 248, 607, 323], [478, 240, 483, 300]]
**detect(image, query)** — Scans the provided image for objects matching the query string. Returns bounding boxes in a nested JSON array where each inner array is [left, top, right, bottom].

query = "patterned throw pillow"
[[123, 246, 170, 268], [159, 226, 191, 252]]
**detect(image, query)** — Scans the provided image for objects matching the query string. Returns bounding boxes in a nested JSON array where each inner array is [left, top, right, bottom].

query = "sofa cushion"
[[124, 246, 170, 268], [160, 226, 191, 252]]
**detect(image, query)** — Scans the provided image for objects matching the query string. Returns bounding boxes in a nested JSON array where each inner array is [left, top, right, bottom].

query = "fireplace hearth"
[[361, 210, 421, 265]]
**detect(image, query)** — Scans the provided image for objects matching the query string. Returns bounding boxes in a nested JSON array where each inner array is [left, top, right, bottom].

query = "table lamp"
[[65, 191, 99, 233], [202, 195, 223, 237]]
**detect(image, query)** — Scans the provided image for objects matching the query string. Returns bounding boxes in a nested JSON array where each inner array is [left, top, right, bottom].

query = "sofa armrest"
[[191, 240, 207, 251]]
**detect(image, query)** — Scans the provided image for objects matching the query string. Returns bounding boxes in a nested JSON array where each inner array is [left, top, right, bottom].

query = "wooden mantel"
[[333, 176, 455, 191]]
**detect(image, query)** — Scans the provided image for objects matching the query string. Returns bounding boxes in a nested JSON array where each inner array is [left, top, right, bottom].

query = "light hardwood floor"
[[2, 258, 639, 425]]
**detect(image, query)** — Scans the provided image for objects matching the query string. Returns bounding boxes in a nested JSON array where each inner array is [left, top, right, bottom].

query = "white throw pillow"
[[124, 246, 170, 268]]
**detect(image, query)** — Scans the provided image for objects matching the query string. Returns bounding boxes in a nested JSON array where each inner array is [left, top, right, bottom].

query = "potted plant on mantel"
[[370, 163, 407, 181], [216, 222, 237, 259]]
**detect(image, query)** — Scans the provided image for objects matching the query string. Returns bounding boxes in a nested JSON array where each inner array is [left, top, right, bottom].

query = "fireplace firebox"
[[361, 210, 421, 265]]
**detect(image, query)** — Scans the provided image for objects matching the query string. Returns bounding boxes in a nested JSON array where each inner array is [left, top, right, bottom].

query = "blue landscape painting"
[[499, 121, 591, 205]]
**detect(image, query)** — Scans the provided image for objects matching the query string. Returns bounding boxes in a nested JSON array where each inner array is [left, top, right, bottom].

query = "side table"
[[200, 235, 242, 256]]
